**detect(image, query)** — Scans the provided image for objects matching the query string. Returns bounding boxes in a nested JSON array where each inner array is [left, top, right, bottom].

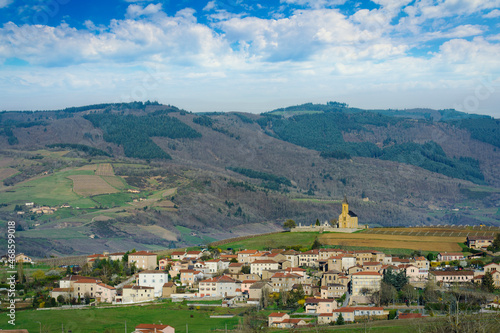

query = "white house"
[[138, 271, 169, 297]]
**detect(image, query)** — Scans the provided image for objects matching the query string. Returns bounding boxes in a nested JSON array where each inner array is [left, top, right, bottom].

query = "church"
[[338, 196, 358, 229]]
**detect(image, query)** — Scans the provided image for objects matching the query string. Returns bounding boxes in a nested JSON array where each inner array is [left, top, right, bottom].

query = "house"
[[318, 308, 355, 324], [87, 253, 108, 263], [184, 250, 204, 260], [282, 249, 300, 267], [237, 250, 260, 264], [268, 313, 307, 328], [109, 252, 125, 261], [138, 271, 169, 297], [228, 263, 245, 274], [270, 272, 303, 292], [305, 298, 337, 314], [320, 284, 347, 299], [133, 324, 175, 333], [205, 259, 229, 274], [399, 264, 423, 283], [414, 256, 430, 270], [162, 282, 177, 297], [119, 285, 155, 303], [250, 260, 280, 277], [241, 280, 258, 293], [59, 275, 101, 289], [327, 254, 356, 272], [362, 261, 383, 272], [159, 258, 170, 271], [298, 249, 319, 267], [351, 271, 382, 296], [73, 279, 101, 299], [437, 252, 465, 262], [430, 270, 475, 284], [170, 251, 186, 260], [15, 253, 32, 264], [129, 251, 158, 270], [484, 263, 500, 274], [198, 275, 241, 298], [467, 235, 494, 249], [95, 283, 116, 303], [248, 281, 272, 301], [179, 269, 203, 287]]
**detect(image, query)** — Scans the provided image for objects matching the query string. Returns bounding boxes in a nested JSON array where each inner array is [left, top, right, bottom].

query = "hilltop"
[[0, 101, 499, 257]]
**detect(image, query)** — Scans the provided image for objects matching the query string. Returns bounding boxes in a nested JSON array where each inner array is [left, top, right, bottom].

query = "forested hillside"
[[0, 101, 498, 256]]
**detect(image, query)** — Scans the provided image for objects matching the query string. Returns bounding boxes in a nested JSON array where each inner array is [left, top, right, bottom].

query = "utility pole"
[[186, 323, 188, 333], [125, 320, 127, 333]]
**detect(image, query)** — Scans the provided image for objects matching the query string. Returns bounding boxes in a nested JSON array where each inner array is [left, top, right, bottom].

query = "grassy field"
[[0, 302, 244, 332], [218, 232, 318, 250], [175, 226, 217, 245], [0, 169, 96, 207]]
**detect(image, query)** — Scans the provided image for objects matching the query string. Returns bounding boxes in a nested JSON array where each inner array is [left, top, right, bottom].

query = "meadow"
[[0, 302, 244, 333]]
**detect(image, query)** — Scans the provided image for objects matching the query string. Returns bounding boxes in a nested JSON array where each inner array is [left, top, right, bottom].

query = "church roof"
[[348, 210, 357, 217], [342, 195, 348, 205]]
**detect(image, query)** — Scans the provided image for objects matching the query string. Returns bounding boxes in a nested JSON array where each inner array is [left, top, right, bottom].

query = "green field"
[[0, 302, 244, 332], [0, 169, 96, 207], [217, 232, 318, 250], [175, 226, 216, 245]]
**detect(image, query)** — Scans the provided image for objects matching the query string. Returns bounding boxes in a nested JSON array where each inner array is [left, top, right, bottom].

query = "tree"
[[315, 219, 320, 226], [241, 265, 251, 274], [336, 313, 345, 325], [427, 252, 436, 261], [379, 281, 397, 305], [283, 219, 296, 230], [487, 233, 500, 252], [481, 272, 495, 293], [57, 295, 65, 305], [402, 284, 417, 305], [311, 238, 321, 250], [32, 269, 45, 281]]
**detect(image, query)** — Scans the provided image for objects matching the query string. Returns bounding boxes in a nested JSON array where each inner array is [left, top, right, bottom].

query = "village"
[[2, 198, 500, 332]]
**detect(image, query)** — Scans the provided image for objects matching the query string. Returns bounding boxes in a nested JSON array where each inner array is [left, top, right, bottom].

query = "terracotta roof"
[[269, 312, 287, 317], [136, 324, 174, 330], [97, 283, 116, 290], [238, 250, 259, 254], [171, 251, 185, 255], [130, 251, 157, 256], [438, 252, 464, 256], [229, 263, 244, 267], [271, 272, 301, 279], [399, 313, 424, 319], [163, 282, 176, 287], [200, 275, 238, 283], [252, 260, 278, 264], [242, 280, 258, 284], [124, 285, 154, 290], [139, 270, 166, 274], [351, 271, 382, 276], [74, 279, 99, 284], [87, 254, 107, 258]]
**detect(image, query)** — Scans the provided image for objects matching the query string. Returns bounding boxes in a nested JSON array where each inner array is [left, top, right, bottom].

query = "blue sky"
[[1, 0, 499, 116]]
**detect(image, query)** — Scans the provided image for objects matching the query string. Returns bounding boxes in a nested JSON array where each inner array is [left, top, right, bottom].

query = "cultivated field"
[[68, 175, 119, 196], [77, 164, 98, 171], [102, 175, 127, 189], [363, 226, 500, 238], [95, 163, 115, 176], [319, 232, 463, 252], [0, 167, 18, 180]]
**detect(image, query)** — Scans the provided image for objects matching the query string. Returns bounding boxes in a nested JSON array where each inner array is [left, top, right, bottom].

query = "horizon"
[[1, 1, 499, 117]]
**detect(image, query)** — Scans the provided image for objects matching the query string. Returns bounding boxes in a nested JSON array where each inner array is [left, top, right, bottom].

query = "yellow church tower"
[[338, 195, 358, 228]]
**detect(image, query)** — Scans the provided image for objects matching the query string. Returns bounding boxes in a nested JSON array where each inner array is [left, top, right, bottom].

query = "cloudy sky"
[[1, 0, 499, 116]]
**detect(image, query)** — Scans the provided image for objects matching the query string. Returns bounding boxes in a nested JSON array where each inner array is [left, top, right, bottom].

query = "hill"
[[0, 101, 498, 257]]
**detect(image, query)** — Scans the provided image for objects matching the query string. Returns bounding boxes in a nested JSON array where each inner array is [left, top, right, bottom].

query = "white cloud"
[[0, 0, 13, 9], [279, 0, 347, 9], [203, 1, 216, 11], [126, 3, 163, 18], [483, 9, 500, 18]]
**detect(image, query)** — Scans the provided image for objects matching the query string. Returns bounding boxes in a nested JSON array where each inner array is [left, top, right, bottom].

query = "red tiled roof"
[[351, 271, 382, 276], [136, 324, 173, 330], [130, 251, 157, 256], [74, 279, 99, 284], [399, 313, 423, 319], [97, 283, 116, 290], [252, 260, 277, 264], [238, 250, 259, 254], [269, 312, 287, 317]]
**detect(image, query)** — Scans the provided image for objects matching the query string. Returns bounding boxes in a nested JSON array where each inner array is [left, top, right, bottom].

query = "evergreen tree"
[[481, 272, 495, 293], [336, 313, 345, 325]]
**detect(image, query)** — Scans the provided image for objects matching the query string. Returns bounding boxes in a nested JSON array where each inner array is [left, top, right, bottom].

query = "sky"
[[0, 0, 499, 116]]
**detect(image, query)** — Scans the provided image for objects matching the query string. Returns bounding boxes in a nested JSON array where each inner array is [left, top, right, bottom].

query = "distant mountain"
[[0, 102, 498, 257]]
